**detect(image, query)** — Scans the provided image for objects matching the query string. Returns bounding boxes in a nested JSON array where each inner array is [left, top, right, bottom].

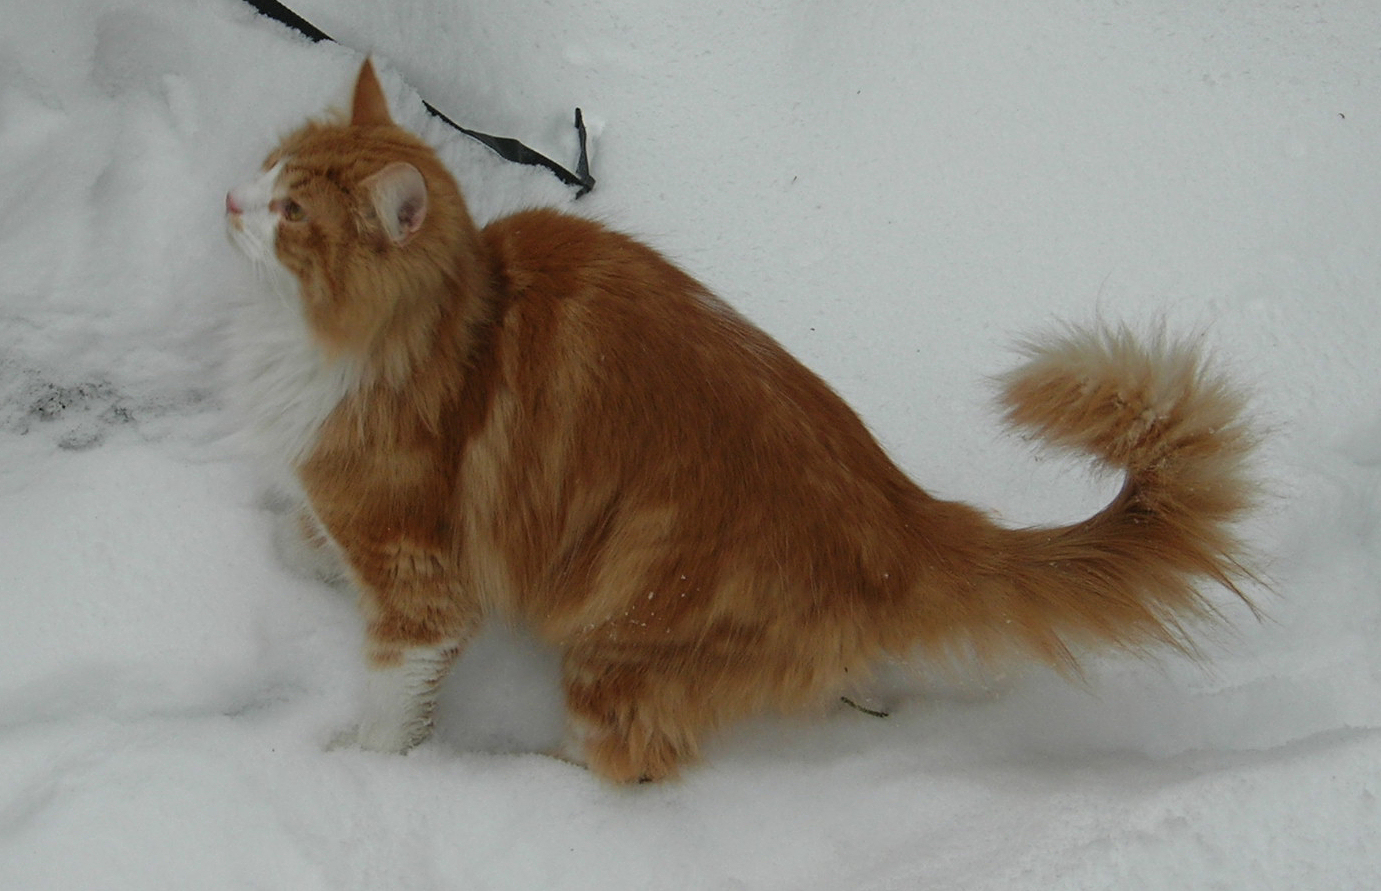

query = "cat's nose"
[[225, 191, 242, 215]]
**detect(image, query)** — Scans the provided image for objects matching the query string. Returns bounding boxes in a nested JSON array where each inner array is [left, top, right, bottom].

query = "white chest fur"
[[225, 288, 358, 485]]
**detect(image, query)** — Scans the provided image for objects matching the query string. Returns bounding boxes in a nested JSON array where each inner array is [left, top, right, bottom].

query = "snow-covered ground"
[[3, 1, 1379, 887]]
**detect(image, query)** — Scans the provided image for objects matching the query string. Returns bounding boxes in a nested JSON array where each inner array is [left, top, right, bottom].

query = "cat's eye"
[[277, 199, 306, 223]]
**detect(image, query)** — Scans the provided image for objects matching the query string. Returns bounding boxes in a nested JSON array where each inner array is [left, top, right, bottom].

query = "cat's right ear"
[[363, 162, 428, 245], [351, 58, 393, 127]]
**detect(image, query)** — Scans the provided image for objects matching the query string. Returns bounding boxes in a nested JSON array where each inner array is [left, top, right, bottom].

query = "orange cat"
[[225, 60, 1257, 782]]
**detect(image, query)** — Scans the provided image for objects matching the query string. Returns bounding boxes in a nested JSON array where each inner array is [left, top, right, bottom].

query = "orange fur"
[[229, 60, 1258, 782]]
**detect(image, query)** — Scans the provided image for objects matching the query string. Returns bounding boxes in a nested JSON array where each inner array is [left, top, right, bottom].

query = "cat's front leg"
[[354, 639, 465, 753], [347, 569, 479, 754]]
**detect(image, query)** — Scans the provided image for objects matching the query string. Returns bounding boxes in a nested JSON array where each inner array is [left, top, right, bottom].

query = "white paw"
[[325, 720, 429, 754], [349, 642, 459, 755], [272, 506, 348, 584], [354, 716, 431, 754], [554, 717, 596, 768]]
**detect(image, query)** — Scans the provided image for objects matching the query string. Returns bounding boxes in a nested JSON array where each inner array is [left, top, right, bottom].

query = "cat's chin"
[[225, 223, 301, 308], [224, 214, 276, 270]]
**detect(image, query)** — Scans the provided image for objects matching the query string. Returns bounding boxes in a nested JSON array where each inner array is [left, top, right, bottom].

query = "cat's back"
[[482, 208, 706, 312], [479, 207, 764, 405], [477, 206, 915, 509]]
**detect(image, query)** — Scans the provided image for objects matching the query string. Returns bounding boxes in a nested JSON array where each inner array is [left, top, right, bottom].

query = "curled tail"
[[944, 325, 1259, 670]]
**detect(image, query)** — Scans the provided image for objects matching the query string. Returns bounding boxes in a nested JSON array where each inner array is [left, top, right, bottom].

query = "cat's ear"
[[363, 162, 428, 245], [351, 58, 393, 127]]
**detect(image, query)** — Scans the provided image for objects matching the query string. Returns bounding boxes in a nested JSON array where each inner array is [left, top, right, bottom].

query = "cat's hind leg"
[[560, 647, 718, 783]]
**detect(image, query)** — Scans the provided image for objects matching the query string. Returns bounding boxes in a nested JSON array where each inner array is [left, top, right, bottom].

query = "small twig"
[[840, 696, 890, 719]]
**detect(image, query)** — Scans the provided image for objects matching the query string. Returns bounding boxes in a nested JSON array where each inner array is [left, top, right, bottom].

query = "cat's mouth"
[[224, 190, 274, 265], [224, 193, 247, 246], [225, 191, 244, 227], [224, 208, 253, 255]]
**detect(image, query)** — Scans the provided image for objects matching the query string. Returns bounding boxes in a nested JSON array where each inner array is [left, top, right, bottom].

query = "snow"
[[2, 0, 1379, 887]]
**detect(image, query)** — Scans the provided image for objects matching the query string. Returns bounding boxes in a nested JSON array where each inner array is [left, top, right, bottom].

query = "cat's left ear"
[[363, 162, 428, 245], [351, 58, 393, 127]]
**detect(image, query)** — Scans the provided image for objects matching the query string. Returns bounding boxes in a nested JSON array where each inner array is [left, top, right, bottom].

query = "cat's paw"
[[354, 717, 431, 754], [273, 506, 348, 584], [324, 723, 428, 754]]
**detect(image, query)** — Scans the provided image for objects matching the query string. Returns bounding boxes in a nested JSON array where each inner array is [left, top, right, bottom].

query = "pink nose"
[[225, 192, 242, 215]]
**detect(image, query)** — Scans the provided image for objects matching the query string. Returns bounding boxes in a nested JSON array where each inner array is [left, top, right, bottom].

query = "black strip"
[[242, 0, 595, 197], [244, 0, 331, 42]]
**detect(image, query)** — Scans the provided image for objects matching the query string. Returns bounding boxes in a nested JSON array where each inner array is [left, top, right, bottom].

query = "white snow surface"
[[3, 1, 1380, 888]]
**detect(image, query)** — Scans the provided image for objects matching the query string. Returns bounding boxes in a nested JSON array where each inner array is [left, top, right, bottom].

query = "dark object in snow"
[[840, 697, 891, 719], [241, 0, 595, 197]]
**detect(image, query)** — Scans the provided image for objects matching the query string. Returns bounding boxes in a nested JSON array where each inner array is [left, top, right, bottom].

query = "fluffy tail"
[[944, 325, 1259, 670]]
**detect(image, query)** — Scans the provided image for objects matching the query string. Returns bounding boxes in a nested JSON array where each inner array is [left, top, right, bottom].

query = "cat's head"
[[226, 59, 478, 356]]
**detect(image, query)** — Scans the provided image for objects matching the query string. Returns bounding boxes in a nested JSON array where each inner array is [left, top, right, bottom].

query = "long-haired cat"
[[225, 60, 1257, 782]]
